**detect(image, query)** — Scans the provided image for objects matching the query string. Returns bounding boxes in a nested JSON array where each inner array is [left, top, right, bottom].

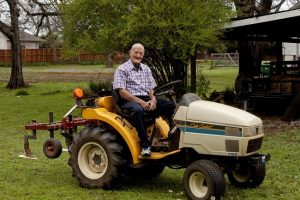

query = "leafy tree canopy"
[[62, 0, 233, 88], [63, 0, 232, 54]]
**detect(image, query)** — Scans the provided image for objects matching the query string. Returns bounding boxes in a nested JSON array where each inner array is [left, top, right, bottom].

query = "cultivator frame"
[[23, 104, 89, 158]]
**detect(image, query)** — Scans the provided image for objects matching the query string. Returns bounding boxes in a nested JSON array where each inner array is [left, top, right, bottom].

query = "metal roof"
[[223, 9, 300, 43], [19, 31, 43, 42], [1, 30, 43, 42]]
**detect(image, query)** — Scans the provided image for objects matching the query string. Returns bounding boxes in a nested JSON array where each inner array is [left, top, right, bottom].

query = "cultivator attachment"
[[21, 107, 89, 159]]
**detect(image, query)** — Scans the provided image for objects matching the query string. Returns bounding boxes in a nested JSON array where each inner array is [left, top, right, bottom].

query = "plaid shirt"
[[113, 59, 157, 96]]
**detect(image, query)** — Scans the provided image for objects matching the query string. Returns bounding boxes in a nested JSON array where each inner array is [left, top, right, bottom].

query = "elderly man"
[[113, 43, 175, 156]]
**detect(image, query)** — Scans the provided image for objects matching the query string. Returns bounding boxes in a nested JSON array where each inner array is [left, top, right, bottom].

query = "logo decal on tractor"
[[176, 120, 227, 136]]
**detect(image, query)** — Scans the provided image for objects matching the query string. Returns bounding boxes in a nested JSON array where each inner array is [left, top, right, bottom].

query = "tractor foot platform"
[[139, 150, 181, 160]]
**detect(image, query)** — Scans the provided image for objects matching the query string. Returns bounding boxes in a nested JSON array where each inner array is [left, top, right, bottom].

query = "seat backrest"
[[111, 84, 124, 115]]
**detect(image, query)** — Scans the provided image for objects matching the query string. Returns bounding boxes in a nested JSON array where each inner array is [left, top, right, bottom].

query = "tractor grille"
[[247, 137, 263, 153], [225, 140, 239, 152]]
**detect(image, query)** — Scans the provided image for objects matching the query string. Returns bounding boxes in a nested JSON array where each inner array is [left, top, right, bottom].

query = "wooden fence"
[[0, 49, 280, 66], [211, 53, 239, 67], [0, 48, 124, 64]]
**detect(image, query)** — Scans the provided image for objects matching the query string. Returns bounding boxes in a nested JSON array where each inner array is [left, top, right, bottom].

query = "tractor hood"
[[174, 93, 262, 127]]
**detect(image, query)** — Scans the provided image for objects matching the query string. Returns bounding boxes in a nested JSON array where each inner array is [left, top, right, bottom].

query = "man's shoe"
[[141, 147, 151, 156]]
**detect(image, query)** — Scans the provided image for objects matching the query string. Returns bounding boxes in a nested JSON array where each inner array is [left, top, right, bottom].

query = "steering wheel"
[[154, 80, 181, 97]]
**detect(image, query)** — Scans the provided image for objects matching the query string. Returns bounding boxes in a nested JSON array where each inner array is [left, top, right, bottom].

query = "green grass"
[[196, 61, 239, 93], [0, 66, 299, 200], [203, 66, 238, 93]]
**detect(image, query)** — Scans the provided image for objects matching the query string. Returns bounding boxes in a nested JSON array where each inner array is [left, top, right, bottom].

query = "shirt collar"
[[128, 59, 143, 71]]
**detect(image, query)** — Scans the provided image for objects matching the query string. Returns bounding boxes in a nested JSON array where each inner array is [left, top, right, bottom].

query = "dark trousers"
[[122, 96, 175, 148]]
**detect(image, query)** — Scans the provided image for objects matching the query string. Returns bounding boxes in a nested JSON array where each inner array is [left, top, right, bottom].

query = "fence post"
[[53, 48, 57, 63], [23, 48, 26, 63]]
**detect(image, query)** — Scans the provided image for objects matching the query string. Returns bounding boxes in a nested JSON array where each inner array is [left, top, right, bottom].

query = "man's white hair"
[[131, 43, 144, 51]]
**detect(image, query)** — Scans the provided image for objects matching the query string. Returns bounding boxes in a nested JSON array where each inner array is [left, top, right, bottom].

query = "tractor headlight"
[[225, 127, 242, 137], [258, 125, 264, 135], [243, 127, 259, 137]]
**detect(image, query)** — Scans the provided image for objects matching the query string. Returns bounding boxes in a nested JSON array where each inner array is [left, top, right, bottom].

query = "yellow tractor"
[[23, 81, 270, 200]]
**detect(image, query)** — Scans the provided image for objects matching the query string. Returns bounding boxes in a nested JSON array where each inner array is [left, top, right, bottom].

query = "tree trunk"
[[5, 0, 26, 89], [107, 52, 114, 68], [8, 39, 26, 89], [190, 50, 197, 93]]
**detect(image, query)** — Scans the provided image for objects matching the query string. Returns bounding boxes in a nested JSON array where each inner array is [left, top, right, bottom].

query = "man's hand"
[[140, 100, 151, 111], [147, 99, 157, 111], [139, 99, 156, 111]]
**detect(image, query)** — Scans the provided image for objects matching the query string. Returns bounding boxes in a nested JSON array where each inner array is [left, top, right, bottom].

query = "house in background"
[[0, 30, 43, 50]]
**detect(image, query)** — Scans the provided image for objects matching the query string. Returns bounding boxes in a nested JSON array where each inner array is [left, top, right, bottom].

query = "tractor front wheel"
[[227, 162, 266, 188], [68, 127, 125, 189], [183, 160, 225, 200]]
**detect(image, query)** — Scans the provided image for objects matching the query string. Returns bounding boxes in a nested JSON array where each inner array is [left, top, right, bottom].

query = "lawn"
[[0, 64, 299, 200]]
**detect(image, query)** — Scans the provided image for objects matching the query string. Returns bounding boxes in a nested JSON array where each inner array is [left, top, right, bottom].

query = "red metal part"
[[23, 117, 89, 158], [25, 117, 88, 131]]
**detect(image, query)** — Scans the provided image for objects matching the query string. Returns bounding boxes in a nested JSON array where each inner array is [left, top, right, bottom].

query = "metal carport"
[[223, 9, 300, 120]]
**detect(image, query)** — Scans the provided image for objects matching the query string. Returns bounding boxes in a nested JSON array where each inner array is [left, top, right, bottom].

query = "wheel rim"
[[232, 168, 250, 182], [78, 142, 108, 179], [189, 171, 208, 198], [45, 143, 55, 154]]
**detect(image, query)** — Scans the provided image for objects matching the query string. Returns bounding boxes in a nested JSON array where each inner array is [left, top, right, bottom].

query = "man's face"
[[129, 47, 144, 64]]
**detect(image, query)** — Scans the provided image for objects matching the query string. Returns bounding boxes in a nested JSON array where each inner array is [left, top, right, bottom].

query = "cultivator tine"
[[24, 141, 32, 157], [24, 134, 35, 157], [20, 121, 38, 160], [19, 133, 37, 159]]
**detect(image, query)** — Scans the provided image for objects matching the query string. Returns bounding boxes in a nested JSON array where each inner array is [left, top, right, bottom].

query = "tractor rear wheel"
[[183, 160, 225, 200], [68, 127, 125, 189], [227, 162, 266, 188]]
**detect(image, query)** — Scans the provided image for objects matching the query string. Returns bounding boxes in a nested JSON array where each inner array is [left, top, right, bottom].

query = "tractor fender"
[[155, 117, 170, 139], [82, 108, 141, 164]]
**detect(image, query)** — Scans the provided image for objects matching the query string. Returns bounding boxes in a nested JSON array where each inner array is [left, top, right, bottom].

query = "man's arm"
[[148, 89, 156, 102], [148, 89, 157, 110]]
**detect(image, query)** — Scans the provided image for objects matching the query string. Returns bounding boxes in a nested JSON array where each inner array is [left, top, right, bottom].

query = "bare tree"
[[0, 0, 61, 89], [0, 0, 26, 89], [18, 0, 62, 37]]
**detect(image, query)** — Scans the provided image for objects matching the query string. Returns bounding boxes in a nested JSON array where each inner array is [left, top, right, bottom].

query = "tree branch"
[[29, 12, 60, 16], [0, 21, 12, 38]]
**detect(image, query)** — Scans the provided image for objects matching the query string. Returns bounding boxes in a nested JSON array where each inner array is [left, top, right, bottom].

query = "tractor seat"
[[111, 86, 157, 125], [111, 87, 131, 118]]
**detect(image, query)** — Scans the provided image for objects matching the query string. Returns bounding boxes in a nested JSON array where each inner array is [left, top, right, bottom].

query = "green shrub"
[[0, 62, 10, 67], [196, 69, 210, 99], [41, 90, 61, 95], [88, 80, 111, 95], [15, 90, 29, 96]]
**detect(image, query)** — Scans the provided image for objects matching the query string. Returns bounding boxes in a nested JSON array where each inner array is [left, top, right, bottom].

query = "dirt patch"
[[261, 115, 300, 135], [0, 72, 114, 83], [25, 72, 114, 83]]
